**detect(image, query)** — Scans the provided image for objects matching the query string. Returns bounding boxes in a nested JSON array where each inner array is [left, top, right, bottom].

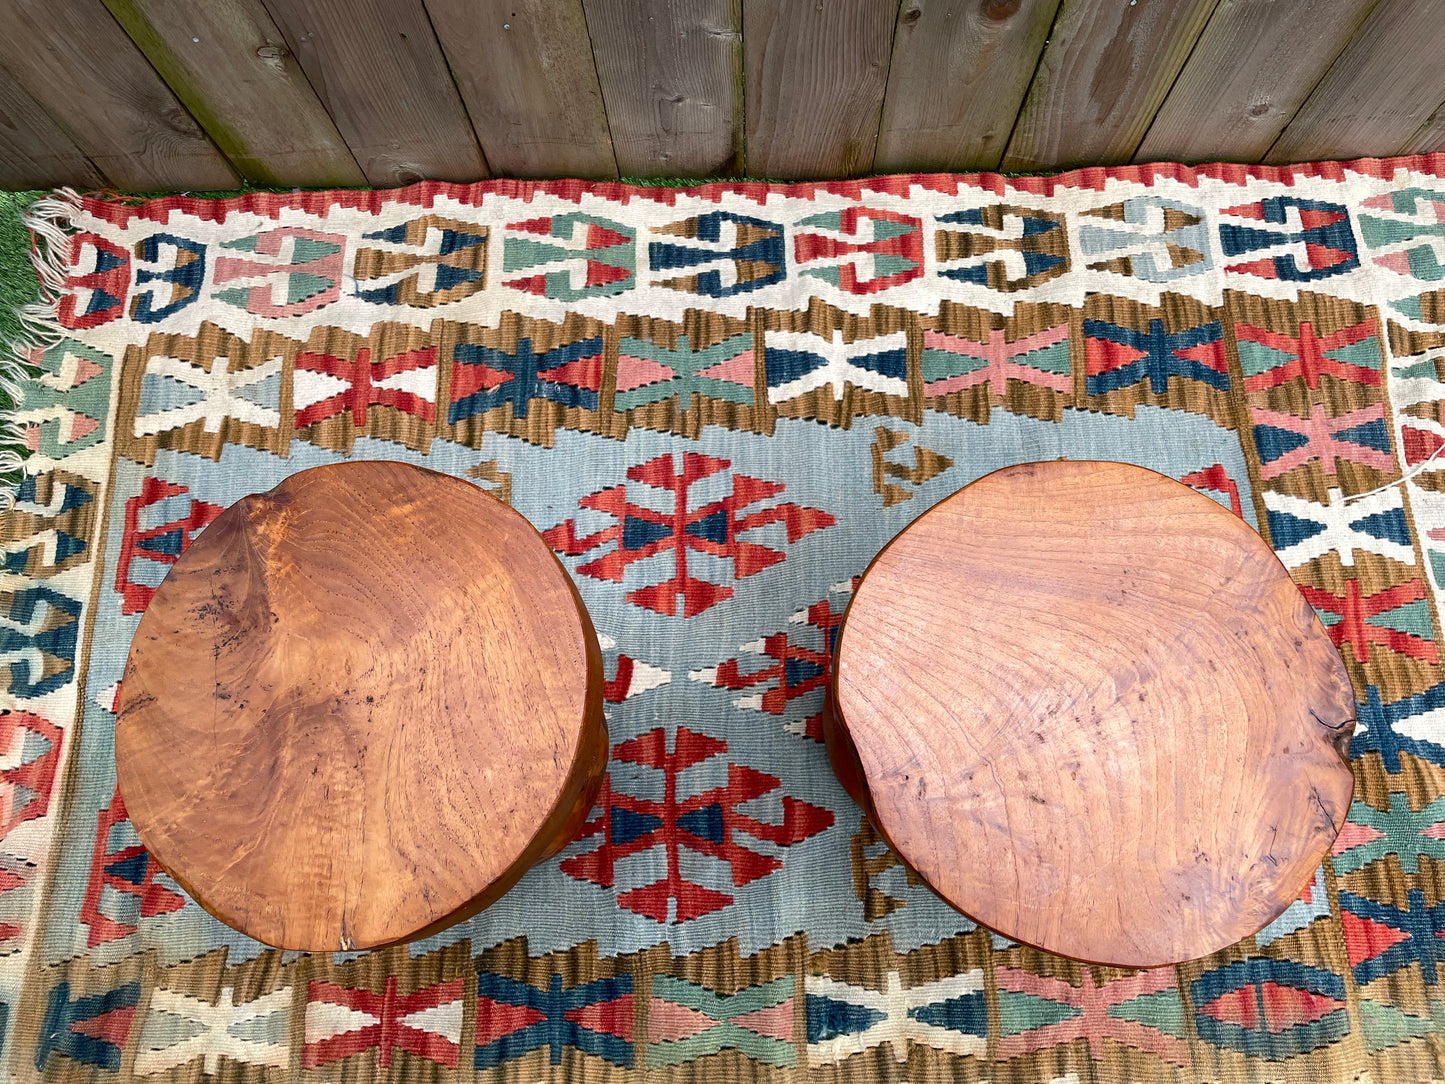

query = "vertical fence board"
[[1000, 0, 1219, 172], [0, 64, 106, 189], [875, 0, 1061, 173], [743, 0, 900, 179], [0, 0, 237, 190], [1267, 0, 1445, 163], [261, 0, 487, 185], [1135, 0, 1378, 164], [102, 0, 365, 187], [583, 0, 741, 178], [425, 0, 615, 179]]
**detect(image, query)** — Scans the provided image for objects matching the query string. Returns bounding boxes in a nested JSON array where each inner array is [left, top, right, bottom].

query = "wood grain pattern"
[[1402, 98, 1445, 154], [582, 0, 742, 178], [1135, 0, 1378, 164], [0, 64, 105, 189], [115, 462, 606, 951], [999, 0, 1219, 172], [875, 0, 1062, 173], [742, 0, 900, 179], [261, 0, 487, 185], [101, 0, 366, 187], [826, 460, 1355, 968], [425, 0, 616, 179], [0, 0, 237, 190], [1267, 0, 1445, 163]]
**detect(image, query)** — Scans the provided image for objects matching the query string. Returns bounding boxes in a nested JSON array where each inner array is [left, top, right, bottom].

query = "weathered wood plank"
[[101, 0, 365, 187], [743, 0, 900, 179], [875, 0, 1062, 173], [1267, 0, 1445, 163], [425, 0, 615, 179], [0, 0, 237, 190], [261, 0, 487, 185], [1401, 98, 1445, 155], [999, 0, 1219, 173], [0, 64, 106, 189], [582, 0, 741, 178], [1136, 0, 1377, 164]]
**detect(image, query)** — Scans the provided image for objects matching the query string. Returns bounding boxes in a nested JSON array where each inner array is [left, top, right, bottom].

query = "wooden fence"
[[0, 0, 1443, 192]]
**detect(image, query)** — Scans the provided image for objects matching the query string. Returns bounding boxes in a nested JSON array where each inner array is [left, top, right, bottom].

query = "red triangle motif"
[[503, 275, 549, 295], [474, 998, 546, 1046], [510, 216, 554, 235], [565, 994, 633, 1039], [1297, 208, 1346, 231], [698, 350, 755, 387], [648, 999, 715, 1043], [1304, 242, 1351, 270], [1258, 982, 1343, 1032], [615, 354, 675, 392], [1201, 987, 1259, 1029], [586, 224, 631, 249], [1333, 820, 1385, 853], [1175, 340, 1227, 373], [1404, 425, 1445, 466], [65, 413, 100, 442], [1375, 250, 1416, 276], [1341, 909, 1410, 966], [733, 1000, 794, 1041], [1225, 257, 1280, 280], [1222, 201, 1267, 220], [72, 358, 103, 386], [1084, 338, 1147, 374], [70, 1005, 136, 1045], [540, 354, 602, 392], [584, 261, 631, 287], [451, 362, 514, 401]]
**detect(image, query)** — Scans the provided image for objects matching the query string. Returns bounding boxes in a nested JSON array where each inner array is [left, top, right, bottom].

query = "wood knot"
[[256, 44, 288, 61], [981, 0, 1022, 18]]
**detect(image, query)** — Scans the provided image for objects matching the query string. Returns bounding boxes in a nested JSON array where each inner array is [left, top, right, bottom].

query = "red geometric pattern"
[[0, 709, 62, 835], [1181, 463, 1244, 517], [694, 581, 855, 741], [293, 344, 437, 428], [1296, 580, 1438, 664], [113, 477, 223, 614], [79, 788, 185, 947], [1197, 981, 1342, 1032], [1236, 319, 1380, 392], [562, 727, 833, 922], [303, 975, 464, 1069], [544, 453, 834, 617]]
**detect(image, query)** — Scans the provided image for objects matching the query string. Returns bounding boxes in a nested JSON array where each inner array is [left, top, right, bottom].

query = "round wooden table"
[[115, 461, 605, 951], [825, 460, 1356, 968]]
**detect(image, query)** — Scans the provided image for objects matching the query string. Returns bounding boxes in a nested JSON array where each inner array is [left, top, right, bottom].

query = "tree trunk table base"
[[825, 460, 1356, 968], [115, 461, 605, 951]]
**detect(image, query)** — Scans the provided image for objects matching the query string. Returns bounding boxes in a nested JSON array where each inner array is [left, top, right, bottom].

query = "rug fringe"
[[1, 187, 82, 507]]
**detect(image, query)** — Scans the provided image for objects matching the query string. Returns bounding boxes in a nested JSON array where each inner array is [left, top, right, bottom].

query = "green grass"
[[0, 191, 43, 356]]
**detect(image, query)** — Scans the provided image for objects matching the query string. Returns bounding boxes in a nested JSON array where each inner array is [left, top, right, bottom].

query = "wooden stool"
[[115, 461, 605, 951], [825, 460, 1356, 968]]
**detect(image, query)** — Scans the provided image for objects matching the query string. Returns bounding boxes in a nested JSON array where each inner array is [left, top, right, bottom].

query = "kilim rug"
[[2, 158, 1445, 1083]]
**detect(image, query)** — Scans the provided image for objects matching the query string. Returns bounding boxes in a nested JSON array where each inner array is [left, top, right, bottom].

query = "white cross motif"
[[134, 985, 290, 1076], [805, 969, 986, 1065], [1263, 488, 1415, 568], [765, 329, 908, 403], [133, 354, 282, 436]]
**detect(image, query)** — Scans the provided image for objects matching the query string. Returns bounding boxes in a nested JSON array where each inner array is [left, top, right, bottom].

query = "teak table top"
[[115, 461, 605, 951], [826, 460, 1357, 968]]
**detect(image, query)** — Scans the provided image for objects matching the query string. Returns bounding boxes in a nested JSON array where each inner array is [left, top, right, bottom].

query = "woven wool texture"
[[3, 159, 1445, 1081]]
